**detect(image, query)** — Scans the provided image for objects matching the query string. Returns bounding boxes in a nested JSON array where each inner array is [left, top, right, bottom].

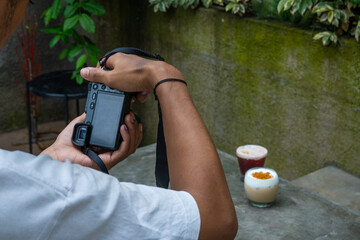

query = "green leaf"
[[41, 26, 62, 34], [313, 32, 323, 40], [299, 0, 313, 16], [313, 31, 332, 45], [85, 43, 100, 56], [82, 1, 106, 15], [201, 0, 212, 8], [79, 14, 95, 33], [232, 4, 240, 14], [43, 8, 52, 25], [355, 30, 360, 42], [172, 0, 179, 8], [239, 4, 245, 14], [76, 54, 87, 69], [328, 10, 334, 23], [60, 34, 69, 44], [341, 9, 350, 23], [329, 33, 338, 43], [154, 3, 160, 12], [76, 74, 84, 85], [284, 0, 295, 11], [49, 35, 61, 48], [290, 0, 300, 15], [225, 3, 235, 12], [71, 70, 77, 79], [215, 0, 224, 6], [277, 0, 288, 13], [88, 54, 98, 66], [332, 18, 339, 27], [312, 2, 333, 14], [349, 0, 360, 4], [322, 34, 330, 45], [51, 0, 62, 19], [159, 2, 167, 12], [68, 45, 83, 62], [64, 3, 80, 18], [63, 14, 80, 31], [320, 13, 328, 23], [59, 49, 69, 60], [183, 1, 192, 9]]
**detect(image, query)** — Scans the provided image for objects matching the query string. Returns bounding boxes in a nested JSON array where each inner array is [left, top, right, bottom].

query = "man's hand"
[[80, 53, 184, 102], [41, 112, 142, 171]]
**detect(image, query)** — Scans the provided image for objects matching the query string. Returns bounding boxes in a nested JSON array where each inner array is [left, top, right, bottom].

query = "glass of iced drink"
[[244, 167, 279, 208], [236, 145, 268, 181]]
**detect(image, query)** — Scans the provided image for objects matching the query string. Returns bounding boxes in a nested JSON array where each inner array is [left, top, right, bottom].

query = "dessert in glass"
[[244, 167, 279, 208], [236, 145, 268, 181]]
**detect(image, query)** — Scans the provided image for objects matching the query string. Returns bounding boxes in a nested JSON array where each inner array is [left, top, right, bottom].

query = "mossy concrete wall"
[[96, 0, 360, 180]]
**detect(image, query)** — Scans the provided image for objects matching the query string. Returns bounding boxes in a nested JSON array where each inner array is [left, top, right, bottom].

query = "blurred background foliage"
[[41, 0, 106, 84], [149, 0, 360, 46]]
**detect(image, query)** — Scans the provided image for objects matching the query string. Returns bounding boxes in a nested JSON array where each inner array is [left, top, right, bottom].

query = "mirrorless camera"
[[72, 82, 134, 150]]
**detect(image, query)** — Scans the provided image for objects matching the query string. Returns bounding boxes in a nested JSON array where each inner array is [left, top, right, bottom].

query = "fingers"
[[81, 66, 151, 102], [66, 112, 86, 127], [64, 113, 86, 133], [56, 113, 86, 140], [104, 52, 137, 70], [136, 90, 150, 103], [106, 112, 143, 169], [80, 67, 109, 85], [72, 112, 86, 124], [80, 66, 139, 93], [121, 112, 142, 155], [82, 53, 155, 93]]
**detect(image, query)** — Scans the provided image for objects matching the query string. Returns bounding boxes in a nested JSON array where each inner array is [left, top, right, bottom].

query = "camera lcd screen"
[[90, 91, 124, 149]]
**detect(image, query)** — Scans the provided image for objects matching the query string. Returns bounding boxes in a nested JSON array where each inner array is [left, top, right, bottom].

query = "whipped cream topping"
[[244, 167, 279, 189], [236, 145, 268, 160]]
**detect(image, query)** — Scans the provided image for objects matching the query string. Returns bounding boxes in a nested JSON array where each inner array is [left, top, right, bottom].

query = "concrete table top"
[[110, 144, 360, 239]]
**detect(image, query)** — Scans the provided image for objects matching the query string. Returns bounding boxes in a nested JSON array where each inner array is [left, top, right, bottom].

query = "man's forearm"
[[155, 73, 238, 239]]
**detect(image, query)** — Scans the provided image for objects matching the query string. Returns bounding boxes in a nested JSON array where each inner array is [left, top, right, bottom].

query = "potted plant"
[[41, 0, 106, 84]]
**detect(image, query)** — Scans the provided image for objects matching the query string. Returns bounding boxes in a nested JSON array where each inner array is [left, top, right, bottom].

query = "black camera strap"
[[94, 47, 169, 188], [83, 147, 109, 174], [99, 47, 165, 68]]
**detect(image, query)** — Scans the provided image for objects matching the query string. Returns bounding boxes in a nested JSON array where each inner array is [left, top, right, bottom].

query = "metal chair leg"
[[76, 99, 80, 116], [65, 96, 69, 125], [26, 82, 33, 154]]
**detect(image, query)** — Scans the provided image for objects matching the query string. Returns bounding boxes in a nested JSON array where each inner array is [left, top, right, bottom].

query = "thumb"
[[80, 67, 107, 84], [75, 112, 86, 122], [68, 113, 86, 128]]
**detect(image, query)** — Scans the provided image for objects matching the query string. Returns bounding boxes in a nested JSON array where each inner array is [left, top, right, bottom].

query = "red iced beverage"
[[236, 145, 268, 181]]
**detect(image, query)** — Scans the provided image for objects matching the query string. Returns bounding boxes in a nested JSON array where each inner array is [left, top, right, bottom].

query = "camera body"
[[72, 82, 133, 150]]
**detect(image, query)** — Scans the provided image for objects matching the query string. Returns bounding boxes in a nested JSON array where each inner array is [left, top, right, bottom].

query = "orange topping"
[[252, 171, 272, 179]]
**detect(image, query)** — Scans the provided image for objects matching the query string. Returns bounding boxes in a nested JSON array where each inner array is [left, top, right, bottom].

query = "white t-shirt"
[[0, 149, 200, 239]]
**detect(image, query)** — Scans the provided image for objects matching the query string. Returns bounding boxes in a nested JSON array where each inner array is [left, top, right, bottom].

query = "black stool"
[[26, 70, 88, 153]]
